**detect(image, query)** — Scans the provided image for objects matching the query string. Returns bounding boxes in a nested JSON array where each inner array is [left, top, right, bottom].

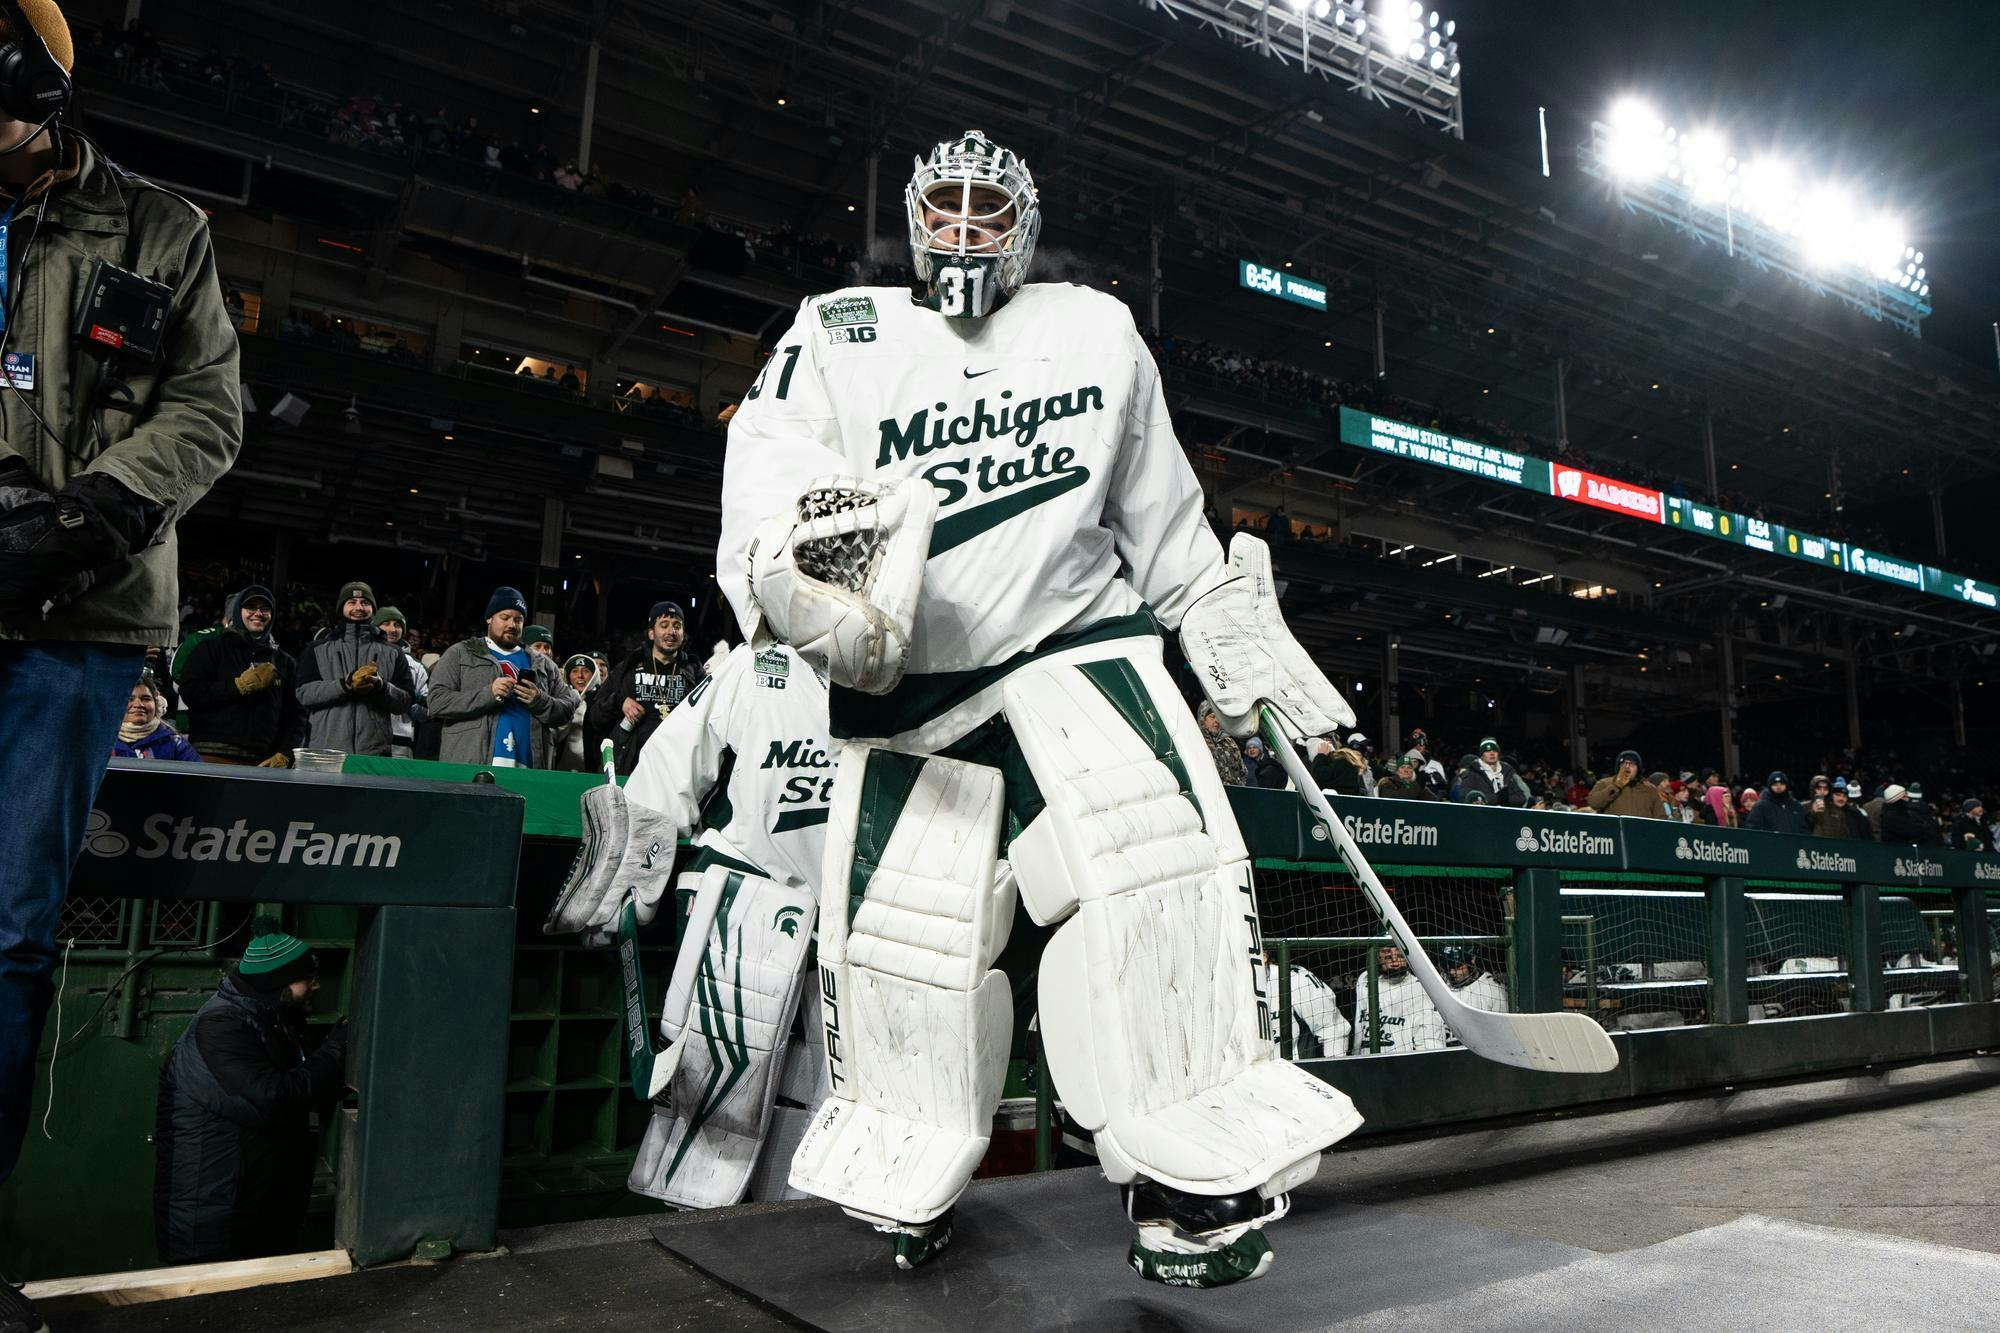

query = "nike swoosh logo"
[[963, 367, 998, 378]]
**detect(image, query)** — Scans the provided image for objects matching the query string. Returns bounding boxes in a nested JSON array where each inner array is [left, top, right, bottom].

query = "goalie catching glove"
[[545, 783, 681, 942], [1180, 532, 1355, 742], [746, 476, 935, 696]]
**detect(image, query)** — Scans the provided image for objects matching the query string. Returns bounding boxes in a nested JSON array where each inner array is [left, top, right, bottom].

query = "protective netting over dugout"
[[1558, 874, 1709, 1030], [1253, 860, 1512, 1057]]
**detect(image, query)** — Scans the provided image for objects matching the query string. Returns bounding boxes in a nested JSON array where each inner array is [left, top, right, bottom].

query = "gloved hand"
[[257, 752, 291, 768], [0, 466, 163, 621], [345, 661, 381, 693], [234, 661, 278, 695]]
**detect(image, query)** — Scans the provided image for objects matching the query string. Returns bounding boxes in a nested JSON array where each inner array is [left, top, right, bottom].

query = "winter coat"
[[1807, 799, 1872, 840], [1862, 796, 1886, 841], [180, 626, 302, 762], [586, 646, 704, 775], [1242, 747, 1287, 789], [1879, 800, 1940, 846], [1375, 774, 1438, 801], [1947, 815, 1991, 853], [1587, 775, 1671, 820], [1311, 746, 1372, 796], [388, 648, 430, 746], [0, 131, 242, 646], [153, 974, 345, 1265], [1742, 787, 1809, 836], [1457, 758, 1529, 808], [114, 722, 203, 762], [427, 637, 576, 767], [1196, 702, 1246, 786], [294, 620, 414, 755]]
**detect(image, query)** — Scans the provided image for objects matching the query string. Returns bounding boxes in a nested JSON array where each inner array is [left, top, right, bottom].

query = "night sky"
[[1453, 0, 2000, 374]]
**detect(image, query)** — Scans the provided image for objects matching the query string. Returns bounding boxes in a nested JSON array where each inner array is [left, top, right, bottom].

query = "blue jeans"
[[0, 640, 144, 1184]]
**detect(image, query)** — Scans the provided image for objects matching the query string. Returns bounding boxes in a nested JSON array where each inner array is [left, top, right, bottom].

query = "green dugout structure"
[[4, 760, 1997, 1281]]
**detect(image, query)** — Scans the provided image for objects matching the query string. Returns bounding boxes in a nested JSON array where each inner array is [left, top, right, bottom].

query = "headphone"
[[0, 0, 68, 124]]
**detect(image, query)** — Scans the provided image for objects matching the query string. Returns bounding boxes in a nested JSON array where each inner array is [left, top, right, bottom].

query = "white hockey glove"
[[747, 476, 936, 696], [544, 784, 681, 942], [1179, 533, 1356, 741]]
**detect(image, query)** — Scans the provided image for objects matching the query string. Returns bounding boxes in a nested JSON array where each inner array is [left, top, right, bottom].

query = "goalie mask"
[[906, 130, 1040, 319]]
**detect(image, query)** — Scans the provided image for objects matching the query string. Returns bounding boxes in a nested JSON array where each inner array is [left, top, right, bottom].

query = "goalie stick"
[[1259, 705, 1619, 1076], [598, 740, 678, 1103]]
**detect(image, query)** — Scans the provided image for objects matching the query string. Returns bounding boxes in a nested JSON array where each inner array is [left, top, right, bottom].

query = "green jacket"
[[0, 131, 243, 645]]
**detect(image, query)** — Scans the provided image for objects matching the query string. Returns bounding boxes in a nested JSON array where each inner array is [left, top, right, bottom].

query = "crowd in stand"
[[1201, 719, 2000, 852]]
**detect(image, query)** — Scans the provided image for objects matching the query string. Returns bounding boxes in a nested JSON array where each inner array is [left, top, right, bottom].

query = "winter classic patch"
[[817, 296, 878, 328]]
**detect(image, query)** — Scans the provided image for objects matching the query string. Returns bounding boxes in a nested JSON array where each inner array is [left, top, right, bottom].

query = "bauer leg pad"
[[788, 744, 1015, 1227]]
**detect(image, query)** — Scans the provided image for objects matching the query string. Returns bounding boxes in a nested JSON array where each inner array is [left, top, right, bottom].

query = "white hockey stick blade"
[[1260, 706, 1619, 1076]]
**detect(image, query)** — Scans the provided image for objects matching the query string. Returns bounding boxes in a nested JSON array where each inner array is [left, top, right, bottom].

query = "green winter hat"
[[523, 624, 554, 648], [1478, 736, 1501, 753], [236, 915, 316, 993], [372, 605, 406, 628]]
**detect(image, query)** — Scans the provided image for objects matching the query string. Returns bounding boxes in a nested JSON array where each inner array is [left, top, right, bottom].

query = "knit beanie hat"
[[485, 586, 528, 619], [1478, 737, 1500, 754], [234, 916, 317, 994], [372, 605, 406, 628], [338, 580, 376, 608], [1617, 749, 1643, 768], [1, 2, 73, 75], [523, 624, 553, 647], [647, 599, 685, 625]]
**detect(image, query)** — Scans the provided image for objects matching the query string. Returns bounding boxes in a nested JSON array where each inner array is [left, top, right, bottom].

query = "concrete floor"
[[53, 1057, 2000, 1331]]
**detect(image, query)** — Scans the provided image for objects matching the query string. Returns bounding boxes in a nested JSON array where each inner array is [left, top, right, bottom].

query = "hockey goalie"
[[546, 641, 834, 1209], [718, 130, 1363, 1287]]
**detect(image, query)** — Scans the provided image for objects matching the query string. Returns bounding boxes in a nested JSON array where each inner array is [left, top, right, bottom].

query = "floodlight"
[[1920, 283, 1929, 296], [1408, 0, 1422, 16], [1353, 16, 1366, 36], [1409, 41, 1424, 59], [1914, 250, 1923, 264], [1795, 185, 1854, 269], [1448, 59, 1459, 76], [1429, 9, 1439, 26], [1444, 18, 1454, 35], [1313, 0, 1331, 16], [1429, 49, 1444, 69]]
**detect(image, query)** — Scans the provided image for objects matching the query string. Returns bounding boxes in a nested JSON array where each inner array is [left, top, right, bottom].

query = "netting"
[[1254, 859, 1512, 1058], [794, 483, 887, 590], [1558, 873, 1710, 1031], [56, 895, 127, 946], [1745, 890, 1849, 1019], [150, 899, 208, 947]]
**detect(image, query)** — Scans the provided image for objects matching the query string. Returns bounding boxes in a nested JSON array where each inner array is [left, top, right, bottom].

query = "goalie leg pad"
[[789, 742, 1015, 1226], [627, 864, 816, 1209], [1003, 654, 1361, 1199]]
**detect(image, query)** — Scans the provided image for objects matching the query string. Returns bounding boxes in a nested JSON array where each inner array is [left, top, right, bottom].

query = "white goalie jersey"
[[720, 282, 1229, 747], [625, 642, 833, 891]]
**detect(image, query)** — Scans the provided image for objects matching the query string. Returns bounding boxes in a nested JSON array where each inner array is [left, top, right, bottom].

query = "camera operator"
[[0, 0, 243, 1245]]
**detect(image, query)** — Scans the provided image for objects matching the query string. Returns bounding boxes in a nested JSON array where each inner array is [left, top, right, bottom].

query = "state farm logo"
[[1796, 847, 1858, 874], [82, 809, 129, 858], [1518, 825, 1616, 856], [1893, 856, 1944, 878], [81, 810, 402, 868], [1335, 815, 1440, 847], [1555, 468, 1583, 499], [1974, 862, 2000, 882], [1674, 836, 1750, 866], [1515, 826, 1539, 853]]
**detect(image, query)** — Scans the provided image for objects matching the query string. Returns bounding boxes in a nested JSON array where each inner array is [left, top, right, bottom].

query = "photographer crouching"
[[0, 0, 243, 1302]]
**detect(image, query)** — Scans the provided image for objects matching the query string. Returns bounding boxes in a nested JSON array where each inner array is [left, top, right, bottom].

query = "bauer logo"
[[1892, 856, 1944, 879], [1336, 815, 1440, 848], [1674, 836, 1751, 867], [81, 810, 401, 868], [1795, 847, 1858, 874]]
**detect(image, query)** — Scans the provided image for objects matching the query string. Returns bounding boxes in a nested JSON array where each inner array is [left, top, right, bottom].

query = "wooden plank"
[[25, 1249, 352, 1309]]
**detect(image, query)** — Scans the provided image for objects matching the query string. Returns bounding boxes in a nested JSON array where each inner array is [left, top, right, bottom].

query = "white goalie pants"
[[628, 863, 828, 1209], [788, 638, 1361, 1228]]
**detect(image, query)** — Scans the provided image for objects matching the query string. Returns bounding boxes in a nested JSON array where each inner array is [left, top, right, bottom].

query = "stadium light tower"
[[1578, 102, 1930, 336], [1139, 0, 1465, 137]]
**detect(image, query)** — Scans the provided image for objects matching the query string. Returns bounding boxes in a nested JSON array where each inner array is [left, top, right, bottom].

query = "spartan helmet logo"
[[773, 905, 805, 939], [1674, 837, 1693, 860], [1515, 826, 1539, 853], [82, 808, 129, 859]]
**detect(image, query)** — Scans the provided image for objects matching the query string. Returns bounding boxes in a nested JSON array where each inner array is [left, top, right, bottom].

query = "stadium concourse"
[[9, 0, 2000, 1330]]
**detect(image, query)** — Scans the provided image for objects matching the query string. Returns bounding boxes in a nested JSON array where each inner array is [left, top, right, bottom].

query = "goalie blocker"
[[791, 637, 1362, 1279]]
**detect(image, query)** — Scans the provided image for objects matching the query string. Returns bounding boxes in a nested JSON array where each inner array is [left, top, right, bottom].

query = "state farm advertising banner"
[[1551, 466, 1664, 523]]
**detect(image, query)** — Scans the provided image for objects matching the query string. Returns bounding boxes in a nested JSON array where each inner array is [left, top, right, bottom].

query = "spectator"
[[295, 581, 415, 755], [1878, 784, 1939, 846], [427, 586, 575, 768], [143, 643, 180, 716], [1809, 777, 1872, 840], [1407, 727, 1450, 798], [154, 918, 347, 1265], [112, 676, 202, 761], [1308, 733, 1372, 796], [1665, 780, 1696, 823], [1948, 798, 1988, 852], [1376, 752, 1437, 801], [1197, 700, 1246, 786], [1456, 737, 1529, 807], [1564, 772, 1591, 808], [1739, 786, 1760, 820], [1701, 769, 1736, 827], [1743, 770, 1808, 835], [1587, 750, 1669, 819], [1239, 737, 1287, 789], [373, 605, 428, 760], [523, 624, 556, 665], [588, 600, 704, 776], [552, 653, 600, 772], [178, 584, 301, 767]]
